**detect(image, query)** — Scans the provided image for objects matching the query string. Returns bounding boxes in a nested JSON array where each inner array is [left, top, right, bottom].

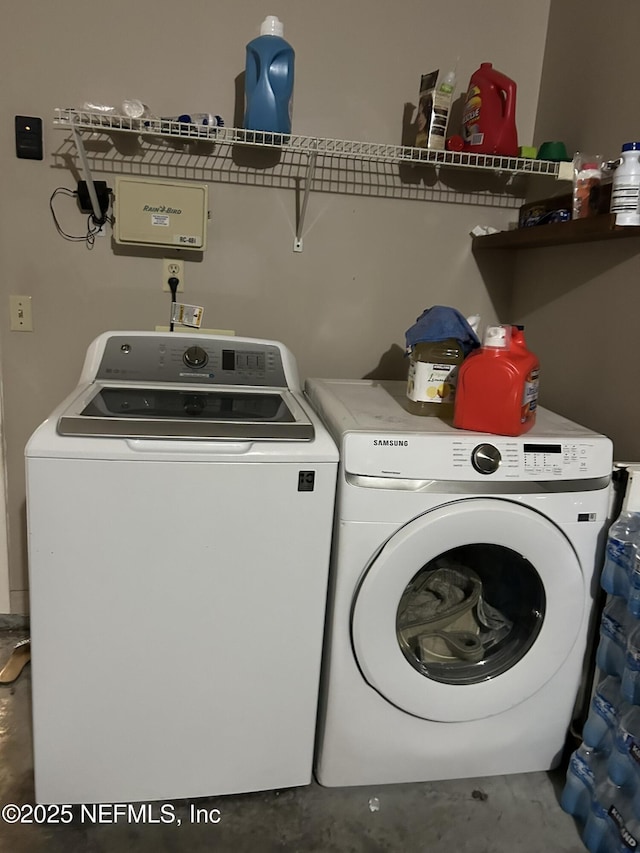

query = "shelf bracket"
[[69, 119, 103, 225], [293, 148, 318, 253]]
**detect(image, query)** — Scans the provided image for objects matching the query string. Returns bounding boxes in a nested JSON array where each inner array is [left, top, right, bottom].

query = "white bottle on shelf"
[[428, 70, 457, 150], [611, 142, 640, 227]]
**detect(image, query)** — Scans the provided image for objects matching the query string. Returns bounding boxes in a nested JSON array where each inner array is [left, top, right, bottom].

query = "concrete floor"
[[0, 629, 587, 852]]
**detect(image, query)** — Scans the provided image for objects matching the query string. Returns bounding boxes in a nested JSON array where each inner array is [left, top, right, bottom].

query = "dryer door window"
[[351, 498, 585, 722], [396, 544, 545, 686]]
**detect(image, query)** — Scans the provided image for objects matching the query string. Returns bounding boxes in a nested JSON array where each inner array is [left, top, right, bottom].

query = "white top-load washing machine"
[[26, 331, 338, 804], [304, 378, 613, 787]]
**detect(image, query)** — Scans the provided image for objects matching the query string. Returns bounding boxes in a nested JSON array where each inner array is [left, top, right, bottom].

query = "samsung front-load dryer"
[[26, 332, 338, 804], [304, 378, 613, 787]]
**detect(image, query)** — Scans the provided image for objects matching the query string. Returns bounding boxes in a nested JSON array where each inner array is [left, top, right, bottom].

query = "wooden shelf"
[[472, 215, 640, 250]]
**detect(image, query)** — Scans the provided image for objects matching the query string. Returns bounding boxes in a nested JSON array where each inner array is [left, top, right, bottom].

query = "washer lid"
[[351, 498, 585, 722], [57, 384, 315, 441]]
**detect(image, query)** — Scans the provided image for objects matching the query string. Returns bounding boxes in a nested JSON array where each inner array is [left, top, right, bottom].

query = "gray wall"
[[511, 0, 640, 463], [1, 0, 552, 612]]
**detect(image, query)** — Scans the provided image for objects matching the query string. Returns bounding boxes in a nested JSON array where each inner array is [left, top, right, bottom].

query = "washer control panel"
[[94, 335, 289, 387], [454, 438, 599, 479], [346, 430, 612, 481]]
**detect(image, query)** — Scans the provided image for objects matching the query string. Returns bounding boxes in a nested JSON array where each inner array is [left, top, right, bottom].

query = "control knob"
[[183, 345, 208, 368], [471, 443, 502, 475]]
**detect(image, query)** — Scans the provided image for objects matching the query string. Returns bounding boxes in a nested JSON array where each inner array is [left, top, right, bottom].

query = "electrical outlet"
[[162, 258, 184, 292], [9, 295, 33, 331]]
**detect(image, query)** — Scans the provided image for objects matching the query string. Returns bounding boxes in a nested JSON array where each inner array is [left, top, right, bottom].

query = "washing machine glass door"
[[351, 497, 585, 722]]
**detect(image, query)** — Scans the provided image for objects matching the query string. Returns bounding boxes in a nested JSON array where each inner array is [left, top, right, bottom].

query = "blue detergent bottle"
[[244, 15, 295, 136]]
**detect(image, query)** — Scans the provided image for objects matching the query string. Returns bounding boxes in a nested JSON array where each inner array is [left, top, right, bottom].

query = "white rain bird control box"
[[114, 177, 208, 251]]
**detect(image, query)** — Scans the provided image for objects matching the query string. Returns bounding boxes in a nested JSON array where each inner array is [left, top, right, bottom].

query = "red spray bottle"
[[461, 63, 518, 157]]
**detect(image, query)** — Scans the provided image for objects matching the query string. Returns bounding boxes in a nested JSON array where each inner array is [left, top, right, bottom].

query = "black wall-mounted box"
[[15, 116, 43, 160]]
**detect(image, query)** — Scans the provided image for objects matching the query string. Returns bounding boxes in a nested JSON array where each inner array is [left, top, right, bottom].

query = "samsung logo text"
[[373, 439, 409, 447]]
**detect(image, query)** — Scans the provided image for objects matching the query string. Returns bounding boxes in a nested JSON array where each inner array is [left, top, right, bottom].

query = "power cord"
[[168, 277, 180, 331], [49, 187, 113, 249]]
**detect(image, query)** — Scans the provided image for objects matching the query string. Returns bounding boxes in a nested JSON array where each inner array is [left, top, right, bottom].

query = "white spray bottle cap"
[[466, 314, 481, 335], [261, 15, 284, 36], [623, 466, 640, 514], [483, 324, 512, 349]]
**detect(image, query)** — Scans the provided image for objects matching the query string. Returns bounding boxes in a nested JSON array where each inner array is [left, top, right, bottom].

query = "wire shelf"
[[53, 109, 562, 178]]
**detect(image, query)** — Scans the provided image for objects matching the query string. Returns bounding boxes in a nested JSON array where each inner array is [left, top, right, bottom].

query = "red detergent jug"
[[453, 325, 539, 436], [461, 63, 518, 157]]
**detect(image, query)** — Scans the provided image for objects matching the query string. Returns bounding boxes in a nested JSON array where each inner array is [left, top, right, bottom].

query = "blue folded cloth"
[[405, 306, 480, 356]]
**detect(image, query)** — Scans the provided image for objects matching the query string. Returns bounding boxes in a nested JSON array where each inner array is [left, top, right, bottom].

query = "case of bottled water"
[[562, 466, 640, 852]]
